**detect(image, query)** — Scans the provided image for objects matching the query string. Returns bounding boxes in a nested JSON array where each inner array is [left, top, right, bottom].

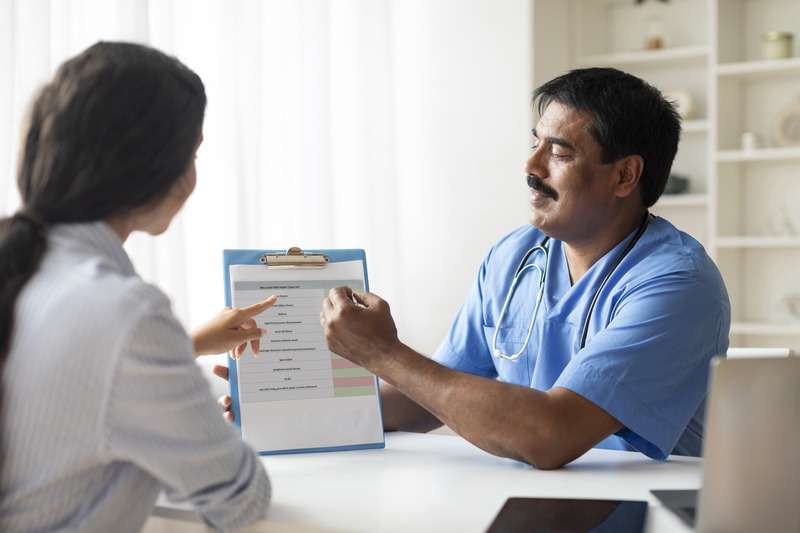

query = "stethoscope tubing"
[[492, 244, 548, 361], [492, 212, 650, 362]]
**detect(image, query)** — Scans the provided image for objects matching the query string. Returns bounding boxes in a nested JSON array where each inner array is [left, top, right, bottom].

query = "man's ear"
[[615, 155, 644, 198]]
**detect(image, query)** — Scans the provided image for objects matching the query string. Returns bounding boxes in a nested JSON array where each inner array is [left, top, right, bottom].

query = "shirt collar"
[[48, 221, 137, 277]]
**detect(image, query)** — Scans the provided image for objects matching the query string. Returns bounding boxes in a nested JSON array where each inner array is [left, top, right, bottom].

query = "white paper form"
[[229, 260, 384, 453]]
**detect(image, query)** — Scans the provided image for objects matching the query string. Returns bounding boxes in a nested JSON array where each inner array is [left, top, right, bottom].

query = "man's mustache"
[[526, 174, 558, 201]]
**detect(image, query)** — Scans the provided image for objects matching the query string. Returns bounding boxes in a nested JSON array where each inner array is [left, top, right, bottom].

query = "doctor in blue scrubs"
[[320, 67, 731, 470]]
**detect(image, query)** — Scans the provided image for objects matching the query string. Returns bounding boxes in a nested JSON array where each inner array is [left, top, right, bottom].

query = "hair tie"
[[14, 206, 46, 228]]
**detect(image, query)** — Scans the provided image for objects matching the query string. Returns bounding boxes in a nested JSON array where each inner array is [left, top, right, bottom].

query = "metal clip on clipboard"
[[260, 246, 330, 268]]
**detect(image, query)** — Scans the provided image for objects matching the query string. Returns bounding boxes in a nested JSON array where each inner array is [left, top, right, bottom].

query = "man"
[[320, 68, 731, 470]]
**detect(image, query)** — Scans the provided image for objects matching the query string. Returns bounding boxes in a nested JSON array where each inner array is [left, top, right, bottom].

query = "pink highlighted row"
[[331, 358, 361, 369]]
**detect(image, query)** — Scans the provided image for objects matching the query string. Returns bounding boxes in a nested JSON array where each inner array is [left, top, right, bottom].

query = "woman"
[[0, 42, 272, 532]]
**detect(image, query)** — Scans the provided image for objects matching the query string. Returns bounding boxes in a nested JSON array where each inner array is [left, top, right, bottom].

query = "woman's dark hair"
[[532, 67, 681, 208], [0, 41, 206, 368]]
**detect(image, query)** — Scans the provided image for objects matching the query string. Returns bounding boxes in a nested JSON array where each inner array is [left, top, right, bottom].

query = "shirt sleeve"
[[432, 259, 499, 378], [554, 263, 729, 461], [101, 286, 270, 532]]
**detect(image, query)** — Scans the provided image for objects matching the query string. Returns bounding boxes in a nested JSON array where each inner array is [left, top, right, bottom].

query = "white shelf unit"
[[532, 0, 800, 349], [714, 0, 800, 347], [574, 0, 713, 246]]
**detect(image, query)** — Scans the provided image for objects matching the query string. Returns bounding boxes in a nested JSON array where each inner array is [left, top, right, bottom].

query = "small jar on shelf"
[[763, 31, 795, 61]]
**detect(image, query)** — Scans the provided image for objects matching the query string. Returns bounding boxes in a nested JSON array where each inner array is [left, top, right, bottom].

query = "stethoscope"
[[492, 211, 651, 361]]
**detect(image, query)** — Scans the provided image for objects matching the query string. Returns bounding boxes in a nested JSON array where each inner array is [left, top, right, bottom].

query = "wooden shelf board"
[[655, 194, 709, 207], [717, 57, 800, 79], [577, 45, 710, 68], [731, 321, 800, 336], [715, 236, 800, 248], [716, 147, 800, 162]]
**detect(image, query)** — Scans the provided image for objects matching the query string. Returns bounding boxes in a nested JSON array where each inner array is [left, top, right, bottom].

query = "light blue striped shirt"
[[0, 221, 270, 532]]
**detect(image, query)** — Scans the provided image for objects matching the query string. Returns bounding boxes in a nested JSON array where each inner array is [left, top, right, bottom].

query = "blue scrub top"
[[432, 216, 731, 460]]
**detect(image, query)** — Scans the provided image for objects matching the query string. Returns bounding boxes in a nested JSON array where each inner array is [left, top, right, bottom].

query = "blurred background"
[[7, 0, 800, 392], [0, 0, 534, 393]]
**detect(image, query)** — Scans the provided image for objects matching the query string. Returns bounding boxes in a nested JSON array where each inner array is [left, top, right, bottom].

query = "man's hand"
[[190, 296, 278, 357], [319, 286, 400, 371]]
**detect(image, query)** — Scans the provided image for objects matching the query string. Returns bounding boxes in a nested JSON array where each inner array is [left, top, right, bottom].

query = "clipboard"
[[223, 247, 385, 454]]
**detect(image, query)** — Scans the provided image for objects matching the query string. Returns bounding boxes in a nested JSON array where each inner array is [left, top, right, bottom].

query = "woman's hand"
[[190, 296, 278, 358], [213, 364, 235, 422]]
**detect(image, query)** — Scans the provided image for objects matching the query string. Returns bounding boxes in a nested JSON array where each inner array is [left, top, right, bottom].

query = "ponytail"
[[0, 211, 47, 367]]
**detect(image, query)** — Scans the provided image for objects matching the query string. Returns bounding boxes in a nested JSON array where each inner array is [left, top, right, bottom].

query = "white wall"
[[0, 0, 534, 398], [385, 0, 533, 356]]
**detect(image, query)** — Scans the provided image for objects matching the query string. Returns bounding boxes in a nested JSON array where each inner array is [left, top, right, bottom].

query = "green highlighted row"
[[334, 385, 376, 397], [332, 367, 373, 378]]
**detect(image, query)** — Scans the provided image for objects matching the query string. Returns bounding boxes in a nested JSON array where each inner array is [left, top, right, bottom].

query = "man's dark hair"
[[533, 67, 681, 208]]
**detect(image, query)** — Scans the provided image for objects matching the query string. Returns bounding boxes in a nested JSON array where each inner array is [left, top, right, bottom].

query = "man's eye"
[[532, 143, 570, 160]]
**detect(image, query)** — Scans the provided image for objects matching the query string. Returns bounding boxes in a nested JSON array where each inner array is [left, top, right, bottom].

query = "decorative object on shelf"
[[644, 14, 665, 50], [762, 203, 797, 237], [662, 87, 694, 120], [664, 173, 689, 195], [740, 131, 762, 152], [779, 293, 800, 324], [635, 0, 669, 50], [762, 31, 794, 60], [774, 95, 800, 147]]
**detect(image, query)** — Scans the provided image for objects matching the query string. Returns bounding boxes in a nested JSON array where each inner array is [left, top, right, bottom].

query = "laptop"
[[652, 356, 800, 532]]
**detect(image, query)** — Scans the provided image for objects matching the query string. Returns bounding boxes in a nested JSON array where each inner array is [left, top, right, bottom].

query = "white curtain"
[[1, 0, 532, 395]]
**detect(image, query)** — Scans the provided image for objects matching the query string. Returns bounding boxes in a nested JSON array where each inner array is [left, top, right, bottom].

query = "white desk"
[[145, 432, 700, 533]]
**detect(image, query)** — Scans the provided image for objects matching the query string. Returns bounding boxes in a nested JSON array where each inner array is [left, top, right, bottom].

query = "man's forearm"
[[319, 287, 621, 469], [379, 381, 443, 433], [371, 343, 622, 470]]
